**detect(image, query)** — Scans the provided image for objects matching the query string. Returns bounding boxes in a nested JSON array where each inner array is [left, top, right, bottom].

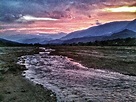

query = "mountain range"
[[49, 19, 136, 44], [0, 19, 136, 44], [61, 21, 129, 40], [62, 29, 136, 44], [0, 33, 66, 44]]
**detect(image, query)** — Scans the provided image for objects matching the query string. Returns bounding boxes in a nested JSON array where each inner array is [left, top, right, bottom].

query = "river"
[[17, 47, 136, 102]]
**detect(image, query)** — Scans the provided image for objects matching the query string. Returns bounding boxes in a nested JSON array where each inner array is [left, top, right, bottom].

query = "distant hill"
[[20, 37, 51, 44], [59, 29, 136, 44], [0, 38, 23, 46], [63, 36, 105, 44], [108, 29, 136, 40], [47, 39, 63, 44], [61, 21, 129, 40], [60, 19, 136, 42], [0, 33, 66, 44]]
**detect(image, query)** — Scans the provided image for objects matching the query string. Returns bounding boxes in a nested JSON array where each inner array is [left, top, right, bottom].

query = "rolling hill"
[[108, 29, 136, 40], [62, 29, 136, 44], [0, 33, 66, 44], [0, 38, 23, 46], [61, 21, 130, 40]]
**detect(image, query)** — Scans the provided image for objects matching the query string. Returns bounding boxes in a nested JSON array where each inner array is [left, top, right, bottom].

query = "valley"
[[1, 0, 136, 102], [18, 46, 136, 102]]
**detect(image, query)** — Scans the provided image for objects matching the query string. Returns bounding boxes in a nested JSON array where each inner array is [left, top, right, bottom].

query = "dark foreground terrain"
[[18, 46, 136, 102], [51, 46, 136, 76], [0, 47, 56, 102], [0, 46, 136, 102]]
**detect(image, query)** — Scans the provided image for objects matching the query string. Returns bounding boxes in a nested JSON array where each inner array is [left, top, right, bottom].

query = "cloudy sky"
[[0, 0, 136, 34]]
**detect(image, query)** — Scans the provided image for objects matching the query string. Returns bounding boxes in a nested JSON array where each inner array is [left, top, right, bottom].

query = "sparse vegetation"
[[0, 94, 4, 101], [50, 46, 136, 76], [0, 74, 4, 81], [62, 38, 136, 46]]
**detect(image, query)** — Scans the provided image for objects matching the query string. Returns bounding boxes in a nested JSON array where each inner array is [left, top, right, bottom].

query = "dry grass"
[[50, 46, 136, 76]]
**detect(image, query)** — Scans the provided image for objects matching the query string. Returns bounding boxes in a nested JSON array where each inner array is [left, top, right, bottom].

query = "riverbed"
[[17, 47, 136, 102]]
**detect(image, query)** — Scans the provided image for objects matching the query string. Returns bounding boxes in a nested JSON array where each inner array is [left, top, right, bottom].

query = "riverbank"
[[50, 46, 136, 76], [0, 47, 56, 102]]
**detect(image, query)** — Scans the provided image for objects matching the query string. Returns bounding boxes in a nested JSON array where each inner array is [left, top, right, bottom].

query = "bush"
[[0, 94, 4, 101], [0, 74, 4, 81]]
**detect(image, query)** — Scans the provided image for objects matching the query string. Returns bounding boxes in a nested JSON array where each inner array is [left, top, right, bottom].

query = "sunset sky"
[[0, 0, 136, 34]]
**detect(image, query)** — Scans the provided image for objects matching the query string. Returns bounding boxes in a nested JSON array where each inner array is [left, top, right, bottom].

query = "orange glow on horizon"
[[103, 6, 136, 13], [0, 12, 135, 34], [1, 0, 136, 34]]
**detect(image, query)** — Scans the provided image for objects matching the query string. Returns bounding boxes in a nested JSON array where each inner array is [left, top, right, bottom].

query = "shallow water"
[[17, 48, 136, 102]]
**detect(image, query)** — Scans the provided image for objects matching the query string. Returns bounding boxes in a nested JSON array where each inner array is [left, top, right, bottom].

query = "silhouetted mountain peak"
[[120, 29, 134, 33], [110, 29, 136, 39], [60, 19, 136, 41]]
